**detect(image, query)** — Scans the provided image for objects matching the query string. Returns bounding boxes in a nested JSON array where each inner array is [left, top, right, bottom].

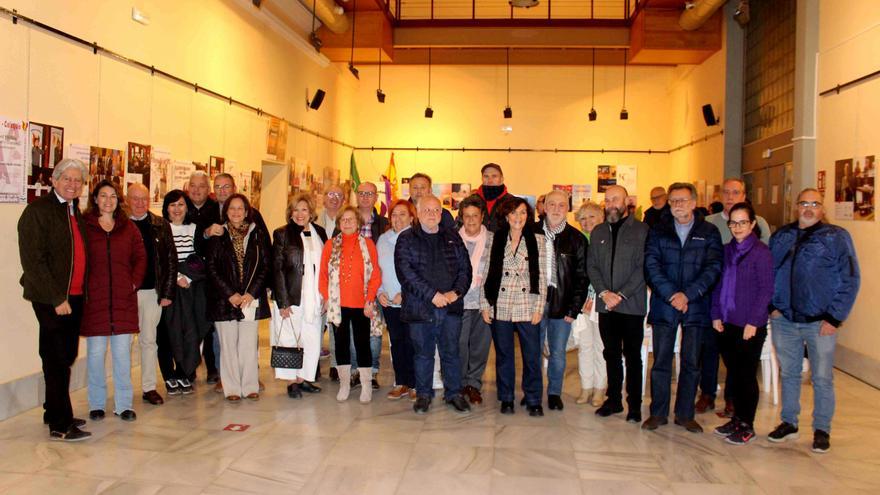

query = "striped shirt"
[[170, 223, 197, 261]]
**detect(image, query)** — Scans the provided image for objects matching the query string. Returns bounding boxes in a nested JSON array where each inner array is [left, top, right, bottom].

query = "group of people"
[[19, 160, 859, 456]]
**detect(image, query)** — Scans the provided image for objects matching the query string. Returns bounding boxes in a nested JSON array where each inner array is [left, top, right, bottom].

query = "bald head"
[[418, 195, 443, 233], [127, 183, 150, 218], [604, 185, 628, 223]]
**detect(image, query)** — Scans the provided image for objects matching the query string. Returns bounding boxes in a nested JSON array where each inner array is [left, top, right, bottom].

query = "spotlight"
[[376, 89, 386, 103], [620, 109, 629, 120], [307, 88, 326, 110], [348, 62, 360, 79], [589, 108, 597, 121], [309, 32, 322, 51], [503, 107, 512, 119], [424, 107, 434, 118]]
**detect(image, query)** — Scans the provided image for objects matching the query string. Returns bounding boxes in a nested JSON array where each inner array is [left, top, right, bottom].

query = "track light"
[[376, 47, 385, 103], [308, 0, 321, 52], [620, 109, 628, 120], [503, 107, 512, 119], [424, 48, 433, 118], [503, 48, 513, 119], [588, 48, 597, 122], [347, 0, 359, 79], [377, 89, 386, 103], [348, 62, 359, 79], [620, 48, 629, 121], [589, 109, 597, 121], [424, 107, 434, 118]]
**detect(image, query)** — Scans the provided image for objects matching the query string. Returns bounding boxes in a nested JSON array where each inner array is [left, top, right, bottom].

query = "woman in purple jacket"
[[710, 202, 773, 445]]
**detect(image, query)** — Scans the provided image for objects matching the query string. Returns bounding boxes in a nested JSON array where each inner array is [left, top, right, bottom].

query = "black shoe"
[[49, 425, 92, 442], [714, 419, 740, 437], [165, 379, 181, 396], [299, 381, 322, 393], [595, 402, 624, 417], [371, 378, 380, 390], [674, 416, 703, 433], [206, 371, 220, 385], [812, 430, 831, 453], [500, 401, 515, 415], [446, 395, 471, 414], [548, 395, 564, 411], [626, 411, 642, 424], [413, 396, 431, 414], [287, 383, 303, 399], [115, 410, 137, 422], [43, 415, 86, 428], [767, 422, 799, 443], [527, 405, 544, 417], [725, 425, 757, 445], [89, 410, 105, 422], [641, 415, 668, 430], [329, 367, 339, 382]]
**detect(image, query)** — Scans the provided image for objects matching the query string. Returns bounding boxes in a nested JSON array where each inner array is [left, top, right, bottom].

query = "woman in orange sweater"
[[320, 206, 382, 403]]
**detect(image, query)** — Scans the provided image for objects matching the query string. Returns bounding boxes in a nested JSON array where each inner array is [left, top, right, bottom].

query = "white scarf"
[[543, 219, 566, 287], [459, 225, 488, 289], [300, 225, 323, 324]]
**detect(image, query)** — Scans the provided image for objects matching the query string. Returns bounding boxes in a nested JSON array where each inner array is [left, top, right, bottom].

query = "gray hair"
[[668, 182, 697, 200], [214, 172, 235, 184], [188, 170, 209, 183], [52, 158, 89, 182], [545, 189, 571, 206]]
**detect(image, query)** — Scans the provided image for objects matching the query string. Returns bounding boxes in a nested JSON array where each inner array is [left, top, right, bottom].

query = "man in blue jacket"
[[643, 183, 723, 433], [766, 188, 860, 453], [396, 195, 473, 415]]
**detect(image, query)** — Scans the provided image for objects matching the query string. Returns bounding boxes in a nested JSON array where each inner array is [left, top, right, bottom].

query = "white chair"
[[759, 325, 779, 405]]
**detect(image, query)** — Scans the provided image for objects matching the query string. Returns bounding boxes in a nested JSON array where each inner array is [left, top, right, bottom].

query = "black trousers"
[[334, 307, 372, 368], [157, 317, 200, 382], [718, 323, 767, 426], [33, 296, 83, 432], [384, 307, 415, 388], [598, 312, 644, 410], [201, 325, 218, 375]]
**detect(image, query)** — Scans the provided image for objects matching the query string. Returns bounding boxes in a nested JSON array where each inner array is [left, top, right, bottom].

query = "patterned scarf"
[[327, 233, 374, 326], [543, 219, 566, 287], [228, 222, 251, 284]]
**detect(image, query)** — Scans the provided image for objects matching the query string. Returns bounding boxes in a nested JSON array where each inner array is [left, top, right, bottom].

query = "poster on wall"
[[817, 170, 826, 196], [209, 155, 225, 180], [553, 184, 573, 210], [251, 171, 262, 209], [0, 118, 27, 203], [26, 122, 63, 202], [834, 158, 855, 221], [694, 179, 707, 207], [597, 165, 616, 193], [150, 148, 171, 208], [618, 165, 637, 195], [266, 117, 288, 162], [67, 143, 91, 205], [127, 142, 151, 192], [451, 183, 471, 211], [850, 155, 875, 221], [89, 146, 124, 193], [572, 184, 592, 207], [171, 161, 195, 192]]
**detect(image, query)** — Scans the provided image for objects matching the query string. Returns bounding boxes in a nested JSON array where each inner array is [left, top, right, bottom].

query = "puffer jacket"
[[205, 223, 271, 322], [272, 221, 328, 308], [769, 221, 860, 327], [81, 213, 147, 336], [645, 212, 723, 327]]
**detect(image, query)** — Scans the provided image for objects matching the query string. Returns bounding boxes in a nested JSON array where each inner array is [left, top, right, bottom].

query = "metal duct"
[[679, 0, 727, 31], [297, 0, 349, 34]]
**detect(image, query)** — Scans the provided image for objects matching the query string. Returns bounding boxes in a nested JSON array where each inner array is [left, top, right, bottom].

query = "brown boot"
[[694, 394, 715, 414]]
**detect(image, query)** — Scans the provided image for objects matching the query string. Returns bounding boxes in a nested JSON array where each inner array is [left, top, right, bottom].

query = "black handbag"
[[270, 315, 304, 369]]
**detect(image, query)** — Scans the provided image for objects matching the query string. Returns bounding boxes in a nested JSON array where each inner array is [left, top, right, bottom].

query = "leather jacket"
[[272, 221, 328, 308], [143, 211, 178, 302], [544, 223, 589, 319], [205, 224, 271, 322]]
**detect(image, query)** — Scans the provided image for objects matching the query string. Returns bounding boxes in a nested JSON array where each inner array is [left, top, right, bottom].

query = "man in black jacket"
[[587, 185, 649, 423], [128, 184, 178, 403], [187, 171, 220, 384], [18, 159, 91, 441], [539, 190, 588, 411], [643, 186, 670, 228], [396, 196, 473, 415]]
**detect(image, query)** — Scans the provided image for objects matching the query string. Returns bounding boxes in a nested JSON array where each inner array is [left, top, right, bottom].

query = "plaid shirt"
[[480, 233, 547, 322], [359, 215, 374, 239]]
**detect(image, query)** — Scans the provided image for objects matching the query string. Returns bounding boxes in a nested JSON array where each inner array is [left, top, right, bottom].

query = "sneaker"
[[714, 419, 740, 437], [320, 348, 331, 359], [768, 422, 799, 443], [178, 379, 194, 395], [386, 385, 410, 400], [49, 425, 92, 442], [725, 425, 756, 445], [407, 389, 418, 402], [165, 379, 181, 396], [812, 430, 831, 453]]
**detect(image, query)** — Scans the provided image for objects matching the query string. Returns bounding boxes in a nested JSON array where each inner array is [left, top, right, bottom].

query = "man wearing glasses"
[[643, 183, 723, 433], [698, 178, 772, 417], [643, 186, 670, 228], [317, 184, 345, 235], [766, 188, 860, 453]]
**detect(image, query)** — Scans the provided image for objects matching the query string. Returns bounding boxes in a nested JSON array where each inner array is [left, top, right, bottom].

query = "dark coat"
[[205, 224, 271, 322], [190, 197, 220, 239], [587, 214, 650, 316], [141, 211, 178, 302], [769, 222, 860, 327], [544, 223, 589, 319], [395, 225, 472, 323], [272, 221, 328, 308], [81, 213, 147, 336], [645, 212, 723, 327], [18, 192, 90, 306]]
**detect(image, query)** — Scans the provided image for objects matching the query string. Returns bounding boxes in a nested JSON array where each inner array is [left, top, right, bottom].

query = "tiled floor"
[[1, 328, 880, 495]]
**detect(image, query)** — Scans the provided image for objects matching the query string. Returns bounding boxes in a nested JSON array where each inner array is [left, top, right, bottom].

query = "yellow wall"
[[816, 0, 880, 382], [0, 0, 353, 385]]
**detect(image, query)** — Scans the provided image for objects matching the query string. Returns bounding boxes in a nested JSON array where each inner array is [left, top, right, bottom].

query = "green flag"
[[349, 151, 361, 195]]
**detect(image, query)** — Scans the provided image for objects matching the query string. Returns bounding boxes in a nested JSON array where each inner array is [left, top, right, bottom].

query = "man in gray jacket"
[[587, 185, 649, 424]]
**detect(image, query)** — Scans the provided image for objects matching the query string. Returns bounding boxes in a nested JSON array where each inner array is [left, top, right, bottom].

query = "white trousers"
[[137, 289, 162, 392], [577, 314, 607, 390], [270, 303, 322, 382], [215, 320, 260, 397]]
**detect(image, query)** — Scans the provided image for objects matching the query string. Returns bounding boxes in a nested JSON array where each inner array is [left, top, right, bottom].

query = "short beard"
[[605, 207, 624, 223]]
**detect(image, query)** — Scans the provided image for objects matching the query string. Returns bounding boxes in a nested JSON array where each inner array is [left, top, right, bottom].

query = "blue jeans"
[[771, 317, 836, 433], [649, 324, 702, 420], [493, 320, 543, 405], [539, 310, 572, 396], [87, 334, 134, 413], [350, 334, 382, 373], [409, 309, 462, 398]]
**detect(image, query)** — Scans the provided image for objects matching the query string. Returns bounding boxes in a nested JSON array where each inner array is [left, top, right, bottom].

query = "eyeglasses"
[[650, 195, 665, 201], [326, 192, 343, 199], [356, 191, 376, 197], [797, 201, 822, 209], [215, 184, 233, 191], [668, 198, 692, 206], [727, 220, 752, 228]]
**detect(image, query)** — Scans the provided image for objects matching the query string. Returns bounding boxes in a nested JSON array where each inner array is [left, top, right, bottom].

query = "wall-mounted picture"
[[26, 122, 63, 202], [572, 184, 592, 207], [0, 118, 27, 203], [266, 117, 288, 162], [90, 146, 124, 192], [852, 155, 874, 221], [150, 148, 171, 208], [834, 158, 855, 221], [209, 155, 225, 180], [127, 142, 151, 193], [251, 170, 263, 210], [597, 165, 616, 193]]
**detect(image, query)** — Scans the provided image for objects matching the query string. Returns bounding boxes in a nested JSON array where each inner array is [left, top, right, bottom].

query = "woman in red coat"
[[82, 180, 146, 422]]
